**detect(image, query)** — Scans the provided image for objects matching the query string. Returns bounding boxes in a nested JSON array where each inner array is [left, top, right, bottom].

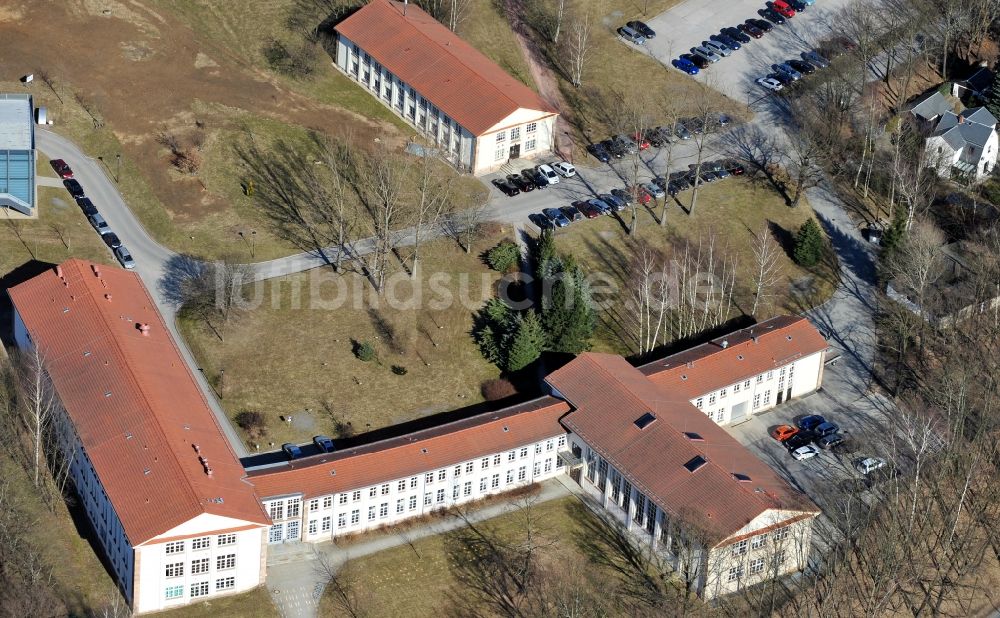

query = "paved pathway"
[[264, 478, 574, 618]]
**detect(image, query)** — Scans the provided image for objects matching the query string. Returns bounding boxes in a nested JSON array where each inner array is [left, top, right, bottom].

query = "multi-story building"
[[7, 259, 829, 606], [334, 0, 558, 175], [7, 260, 270, 614], [0, 93, 36, 215]]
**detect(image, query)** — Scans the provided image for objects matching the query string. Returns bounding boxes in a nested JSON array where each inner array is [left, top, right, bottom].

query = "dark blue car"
[[710, 34, 742, 50], [672, 57, 700, 75], [814, 421, 840, 437], [798, 414, 826, 431]]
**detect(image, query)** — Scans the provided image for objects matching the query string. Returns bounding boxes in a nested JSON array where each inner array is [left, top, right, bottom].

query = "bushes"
[[481, 378, 517, 401], [262, 38, 318, 78], [234, 410, 268, 440], [486, 240, 521, 272], [354, 340, 376, 362]]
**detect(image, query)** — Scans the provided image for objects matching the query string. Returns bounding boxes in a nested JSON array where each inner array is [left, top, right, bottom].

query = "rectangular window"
[[496, 131, 506, 142], [351, 510, 360, 525], [409, 495, 417, 510], [381, 484, 390, 495], [774, 550, 787, 565], [517, 466, 527, 481], [309, 499, 319, 512], [369, 487, 377, 498], [732, 540, 749, 556], [495, 147, 506, 161], [480, 477, 488, 492], [379, 503, 388, 518], [481, 457, 490, 469], [410, 476, 418, 488], [493, 454, 501, 466], [352, 490, 361, 502], [398, 480, 407, 492], [544, 458, 552, 473], [463, 481, 472, 496], [753, 394, 761, 409], [424, 493, 433, 506], [508, 450, 516, 461], [767, 371, 774, 380], [166, 541, 185, 555], [728, 566, 744, 582], [709, 394, 716, 405], [454, 465, 462, 477], [323, 496, 333, 509], [756, 375, 764, 384], [287, 520, 300, 540], [464, 462, 473, 474], [535, 444, 543, 454], [308, 519, 318, 535], [520, 447, 529, 458], [436, 488, 446, 503], [338, 513, 347, 528], [744, 380, 751, 388], [526, 122, 537, 133], [217, 554, 236, 570], [426, 472, 435, 484], [773, 528, 789, 542], [734, 382, 741, 393], [533, 461, 541, 476], [491, 474, 500, 488], [695, 398, 703, 409], [368, 506, 376, 521], [453, 484, 460, 499], [511, 127, 521, 140], [191, 558, 209, 575], [751, 533, 767, 549], [165, 585, 184, 600], [750, 558, 765, 574], [397, 499, 405, 513], [191, 581, 210, 598], [216, 576, 235, 591], [217, 533, 236, 547], [165, 562, 184, 578], [191, 537, 210, 551], [720, 388, 727, 398], [764, 390, 771, 403], [438, 469, 447, 482], [524, 139, 536, 152], [268, 524, 283, 543], [506, 470, 514, 485], [558, 436, 566, 448], [287, 498, 300, 518]]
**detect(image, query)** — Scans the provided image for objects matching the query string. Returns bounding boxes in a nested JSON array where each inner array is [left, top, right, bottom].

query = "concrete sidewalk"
[[264, 477, 576, 618]]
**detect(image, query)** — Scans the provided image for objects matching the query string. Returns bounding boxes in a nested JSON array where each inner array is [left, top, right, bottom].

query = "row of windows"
[[166, 577, 235, 601], [268, 498, 301, 521], [695, 364, 795, 411], [728, 551, 787, 582], [164, 534, 236, 555], [495, 122, 538, 143], [165, 554, 236, 578], [731, 528, 791, 557]]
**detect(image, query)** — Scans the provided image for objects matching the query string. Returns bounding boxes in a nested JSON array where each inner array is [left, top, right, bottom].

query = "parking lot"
[[638, 0, 854, 100]]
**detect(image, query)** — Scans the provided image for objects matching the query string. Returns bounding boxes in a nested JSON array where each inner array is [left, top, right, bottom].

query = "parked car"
[[803, 50, 830, 68], [603, 138, 626, 158], [785, 431, 816, 451], [723, 159, 746, 175], [770, 0, 796, 17], [772, 63, 802, 80], [529, 213, 553, 230], [759, 8, 786, 25], [543, 207, 570, 227], [64, 178, 85, 199], [788, 0, 808, 11], [600, 193, 626, 211], [797, 414, 826, 431], [492, 178, 520, 196], [50, 158, 73, 179], [613, 135, 637, 155], [645, 128, 665, 147], [628, 185, 652, 205], [520, 169, 543, 190], [587, 142, 612, 163], [553, 161, 577, 177], [282, 443, 303, 460], [673, 123, 692, 140], [630, 132, 650, 150], [670, 174, 692, 190], [88, 213, 112, 235], [685, 117, 705, 134], [114, 245, 134, 270], [722, 27, 752, 44], [855, 456, 887, 475], [788, 59, 816, 75], [701, 170, 720, 183], [627, 20, 656, 38], [672, 57, 700, 75], [691, 46, 722, 63], [771, 424, 799, 441], [508, 174, 533, 192], [618, 25, 645, 45], [770, 71, 795, 86], [561, 205, 584, 223], [681, 53, 710, 70], [537, 163, 560, 184], [589, 198, 614, 215], [314, 435, 336, 452], [643, 182, 665, 199], [739, 21, 766, 38], [747, 18, 774, 32], [576, 200, 602, 218], [715, 167, 731, 179], [814, 421, 840, 437], [791, 445, 820, 461], [102, 233, 122, 249], [711, 33, 742, 51], [816, 434, 845, 450], [757, 76, 784, 91], [702, 40, 733, 57], [77, 197, 98, 216]]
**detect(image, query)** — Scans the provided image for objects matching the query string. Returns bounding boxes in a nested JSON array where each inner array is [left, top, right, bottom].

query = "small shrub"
[[481, 378, 517, 401], [486, 240, 521, 272], [234, 410, 268, 440], [794, 218, 824, 267], [354, 340, 376, 362], [391, 365, 408, 375]]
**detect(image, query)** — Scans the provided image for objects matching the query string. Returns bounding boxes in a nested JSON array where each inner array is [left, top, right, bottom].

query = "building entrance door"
[[509, 143, 521, 159], [776, 391, 784, 405]]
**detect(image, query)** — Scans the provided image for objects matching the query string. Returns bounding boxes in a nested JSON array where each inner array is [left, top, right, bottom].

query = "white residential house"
[[925, 106, 999, 180]]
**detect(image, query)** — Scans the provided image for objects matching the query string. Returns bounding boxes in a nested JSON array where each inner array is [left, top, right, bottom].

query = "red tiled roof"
[[248, 397, 569, 499], [640, 316, 829, 397], [335, 0, 556, 136], [547, 352, 818, 545], [7, 260, 269, 545]]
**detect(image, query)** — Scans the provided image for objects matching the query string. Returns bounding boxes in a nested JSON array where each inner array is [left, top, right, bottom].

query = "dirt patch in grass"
[[179, 233, 509, 447], [555, 178, 838, 355]]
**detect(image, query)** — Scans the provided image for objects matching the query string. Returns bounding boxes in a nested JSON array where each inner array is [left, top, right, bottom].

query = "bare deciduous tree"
[[358, 147, 408, 292], [563, 12, 592, 88], [13, 346, 55, 488], [750, 224, 783, 316]]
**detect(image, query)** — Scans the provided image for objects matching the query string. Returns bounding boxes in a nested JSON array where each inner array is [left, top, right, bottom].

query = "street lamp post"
[[115, 153, 121, 184], [251, 230, 256, 259]]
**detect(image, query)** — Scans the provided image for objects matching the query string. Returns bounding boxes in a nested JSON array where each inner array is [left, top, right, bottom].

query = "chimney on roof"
[[92, 265, 101, 277], [959, 115, 965, 124], [721, 339, 729, 349], [55, 265, 64, 279], [105, 294, 112, 302], [193, 444, 201, 453], [138, 323, 151, 336], [403, 0, 407, 15]]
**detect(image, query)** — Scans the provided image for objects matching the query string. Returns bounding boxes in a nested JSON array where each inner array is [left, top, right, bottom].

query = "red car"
[[575, 200, 602, 219], [771, 424, 800, 442], [631, 132, 650, 150], [50, 159, 73, 179], [628, 185, 652, 205], [770, 0, 796, 18]]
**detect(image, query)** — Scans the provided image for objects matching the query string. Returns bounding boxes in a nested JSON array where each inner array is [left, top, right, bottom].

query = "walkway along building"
[[333, 0, 559, 175], [7, 260, 827, 610]]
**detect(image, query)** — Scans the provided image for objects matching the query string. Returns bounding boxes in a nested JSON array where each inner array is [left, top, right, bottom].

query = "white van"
[[536, 164, 559, 185]]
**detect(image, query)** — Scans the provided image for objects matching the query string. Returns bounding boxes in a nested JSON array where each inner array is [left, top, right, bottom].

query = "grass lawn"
[[161, 586, 278, 618], [554, 178, 838, 355], [319, 496, 601, 617], [179, 232, 508, 447]]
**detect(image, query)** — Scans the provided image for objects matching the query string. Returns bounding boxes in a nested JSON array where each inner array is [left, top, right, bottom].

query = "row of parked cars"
[[757, 49, 831, 91], [586, 113, 731, 164], [491, 161, 577, 197], [51, 159, 136, 269], [617, 20, 656, 45]]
